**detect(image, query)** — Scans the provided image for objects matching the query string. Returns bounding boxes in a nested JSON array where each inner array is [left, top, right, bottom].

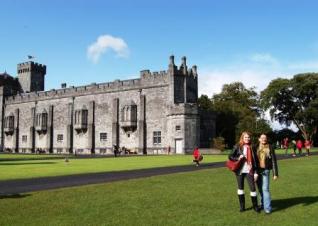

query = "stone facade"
[[0, 56, 213, 155]]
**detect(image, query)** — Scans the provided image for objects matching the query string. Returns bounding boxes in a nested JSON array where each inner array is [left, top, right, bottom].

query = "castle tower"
[[167, 56, 200, 154], [168, 55, 198, 104], [17, 61, 46, 93]]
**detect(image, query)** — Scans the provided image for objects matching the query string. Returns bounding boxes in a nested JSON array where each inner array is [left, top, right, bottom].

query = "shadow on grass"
[[272, 196, 318, 211], [0, 193, 31, 199], [0, 162, 57, 165]]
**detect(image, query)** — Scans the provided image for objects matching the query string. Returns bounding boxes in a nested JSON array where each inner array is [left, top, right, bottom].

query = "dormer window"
[[121, 101, 137, 132], [4, 114, 14, 135], [74, 106, 88, 133], [35, 109, 48, 133]]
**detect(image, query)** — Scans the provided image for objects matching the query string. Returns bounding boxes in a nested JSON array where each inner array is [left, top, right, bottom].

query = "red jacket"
[[193, 148, 200, 159], [296, 140, 303, 149]]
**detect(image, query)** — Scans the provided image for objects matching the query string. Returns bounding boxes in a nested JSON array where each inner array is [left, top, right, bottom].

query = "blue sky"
[[1, 0, 318, 98]]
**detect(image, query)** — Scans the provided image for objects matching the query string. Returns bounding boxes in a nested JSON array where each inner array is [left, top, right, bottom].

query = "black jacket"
[[253, 144, 279, 177], [228, 145, 259, 174]]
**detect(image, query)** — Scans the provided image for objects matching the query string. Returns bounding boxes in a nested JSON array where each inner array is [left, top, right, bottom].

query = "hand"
[[254, 174, 258, 182], [273, 176, 278, 181], [238, 155, 244, 160]]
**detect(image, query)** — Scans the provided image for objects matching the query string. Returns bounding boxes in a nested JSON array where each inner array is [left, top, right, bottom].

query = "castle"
[[0, 56, 215, 155]]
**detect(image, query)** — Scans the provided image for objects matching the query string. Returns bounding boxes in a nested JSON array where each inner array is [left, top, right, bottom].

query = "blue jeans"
[[257, 169, 271, 212]]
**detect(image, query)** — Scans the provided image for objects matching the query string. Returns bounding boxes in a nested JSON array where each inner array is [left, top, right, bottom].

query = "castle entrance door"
[[175, 139, 183, 154]]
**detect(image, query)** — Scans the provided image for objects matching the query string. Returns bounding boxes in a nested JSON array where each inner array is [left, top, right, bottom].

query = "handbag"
[[226, 158, 243, 172]]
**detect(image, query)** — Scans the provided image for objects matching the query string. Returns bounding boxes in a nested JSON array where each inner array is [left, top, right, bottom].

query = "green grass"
[[275, 147, 318, 155], [0, 155, 317, 226], [0, 155, 228, 181], [0, 153, 65, 160]]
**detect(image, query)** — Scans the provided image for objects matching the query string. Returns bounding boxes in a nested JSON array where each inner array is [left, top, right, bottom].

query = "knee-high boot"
[[251, 196, 260, 213], [238, 195, 245, 212]]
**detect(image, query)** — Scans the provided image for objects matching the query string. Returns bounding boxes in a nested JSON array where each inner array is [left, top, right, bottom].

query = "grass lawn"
[[0, 153, 65, 160], [0, 154, 228, 181], [275, 147, 318, 155], [0, 155, 317, 226]]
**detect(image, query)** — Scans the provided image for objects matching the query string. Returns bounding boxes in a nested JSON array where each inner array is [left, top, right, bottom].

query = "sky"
[[1, 0, 318, 129]]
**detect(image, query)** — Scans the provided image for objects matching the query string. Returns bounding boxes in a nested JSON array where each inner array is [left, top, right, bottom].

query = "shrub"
[[212, 137, 226, 151]]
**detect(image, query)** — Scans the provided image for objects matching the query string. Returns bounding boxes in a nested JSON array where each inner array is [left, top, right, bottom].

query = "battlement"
[[140, 70, 168, 79], [168, 55, 197, 77], [5, 76, 168, 104], [6, 56, 197, 104], [17, 61, 46, 74]]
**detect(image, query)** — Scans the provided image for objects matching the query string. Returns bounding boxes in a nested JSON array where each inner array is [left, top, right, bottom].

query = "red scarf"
[[245, 145, 253, 166]]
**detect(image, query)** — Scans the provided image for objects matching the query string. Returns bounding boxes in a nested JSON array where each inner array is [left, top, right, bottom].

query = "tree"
[[198, 94, 213, 111], [211, 82, 272, 147], [261, 73, 318, 141]]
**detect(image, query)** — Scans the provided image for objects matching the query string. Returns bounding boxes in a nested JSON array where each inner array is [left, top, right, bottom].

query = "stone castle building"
[[0, 56, 215, 155]]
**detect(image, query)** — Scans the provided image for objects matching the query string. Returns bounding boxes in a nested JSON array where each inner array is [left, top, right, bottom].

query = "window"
[[153, 131, 161, 145], [57, 134, 63, 142], [4, 115, 15, 135], [120, 101, 137, 132], [35, 110, 48, 132], [57, 148, 63, 154], [176, 125, 181, 131], [74, 107, 88, 132], [100, 148, 107, 154], [22, 135, 27, 143], [100, 133, 107, 142], [76, 149, 83, 154]]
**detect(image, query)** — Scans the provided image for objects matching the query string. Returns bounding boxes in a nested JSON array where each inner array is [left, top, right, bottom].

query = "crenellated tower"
[[17, 61, 46, 93], [167, 55, 200, 154], [168, 55, 198, 104]]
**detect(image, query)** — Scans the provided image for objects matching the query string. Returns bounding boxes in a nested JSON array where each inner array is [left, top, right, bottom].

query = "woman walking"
[[255, 134, 278, 214], [228, 131, 260, 213]]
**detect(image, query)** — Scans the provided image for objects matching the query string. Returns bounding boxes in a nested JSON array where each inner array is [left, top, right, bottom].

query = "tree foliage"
[[261, 73, 318, 141], [199, 82, 272, 148]]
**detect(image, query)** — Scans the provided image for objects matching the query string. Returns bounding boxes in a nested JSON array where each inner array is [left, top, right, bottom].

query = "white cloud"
[[198, 52, 318, 96], [198, 66, 283, 96], [287, 60, 318, 71], [87, 34, 129, 63], [250, 53, 279, 65]]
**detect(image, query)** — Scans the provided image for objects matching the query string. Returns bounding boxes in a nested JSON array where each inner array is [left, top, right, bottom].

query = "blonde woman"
[[228, 131, 260, 213], [255, 134, 278, 214]]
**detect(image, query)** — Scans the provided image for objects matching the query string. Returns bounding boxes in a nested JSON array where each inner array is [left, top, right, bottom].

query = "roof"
[[0, 72, 13, 79]]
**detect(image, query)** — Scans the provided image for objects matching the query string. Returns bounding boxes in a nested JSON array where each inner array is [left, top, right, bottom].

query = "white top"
[[240, 145, 252, 174]]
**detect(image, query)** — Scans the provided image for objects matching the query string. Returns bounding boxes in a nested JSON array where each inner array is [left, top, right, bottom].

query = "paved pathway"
[[0, 153, 316, 195]]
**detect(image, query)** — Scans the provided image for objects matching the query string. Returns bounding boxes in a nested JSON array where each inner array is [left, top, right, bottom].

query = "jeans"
[[257, 169, 271, 212]]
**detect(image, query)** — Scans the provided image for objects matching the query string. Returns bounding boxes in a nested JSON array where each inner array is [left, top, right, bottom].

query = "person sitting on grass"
[[193, 147, 203, 166]]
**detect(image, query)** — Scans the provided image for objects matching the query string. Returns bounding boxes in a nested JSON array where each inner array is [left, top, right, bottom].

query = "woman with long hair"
[[228, 131, 260, 213], [255, 134, 278, 214]]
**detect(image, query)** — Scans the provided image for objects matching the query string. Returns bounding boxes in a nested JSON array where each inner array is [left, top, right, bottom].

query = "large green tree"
[[261, 73, 318, 141], [205, 82, 272, 147]]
